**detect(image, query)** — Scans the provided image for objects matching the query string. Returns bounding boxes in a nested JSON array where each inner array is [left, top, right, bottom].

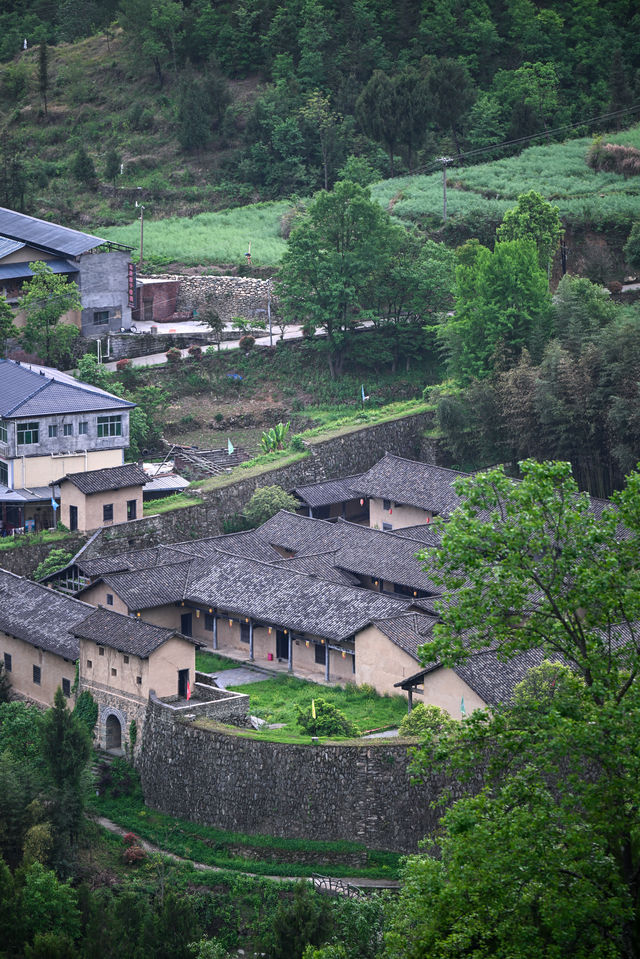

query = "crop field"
[[371, 124, 640, 231], [102, 200, 292, 267]]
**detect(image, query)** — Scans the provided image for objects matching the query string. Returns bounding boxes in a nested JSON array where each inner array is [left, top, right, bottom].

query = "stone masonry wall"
[[81, 410, 434, 558], [139, 697, 444, 853], [157, 275, 280, 327]]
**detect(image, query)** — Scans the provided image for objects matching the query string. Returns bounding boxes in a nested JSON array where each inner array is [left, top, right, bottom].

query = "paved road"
[[103, 322, 308, 370], [209, 666, 272, 688]]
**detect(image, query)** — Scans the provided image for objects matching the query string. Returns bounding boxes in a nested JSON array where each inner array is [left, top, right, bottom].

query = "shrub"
[[624, 221, 640, 272], [260, 421, 290, 452], [243, 486, 300, 527], [398, 702, 455, 737], [166, 347, 182, 364], [73, 691, 98, 734], [239, 334, 255, 352], [116, 358, 131, 372], [290, 435, 306, 452], [296, 698, 359, 737], [123, 843, 146, 864], [33, 548, 73, 581], [187, 344, 203, 361]]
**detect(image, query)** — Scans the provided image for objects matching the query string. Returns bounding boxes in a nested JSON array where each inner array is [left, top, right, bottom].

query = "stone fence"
[[151, 681, 250, 726], [153, 275, 281, 327], [139, 695, 446, 853]]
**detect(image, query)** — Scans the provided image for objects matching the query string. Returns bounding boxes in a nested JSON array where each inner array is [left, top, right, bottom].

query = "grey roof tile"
[[58, 464, 148, 495], [71, 606, 194, 658], [0, 568, 92, 658], [352, 452, 469, 516], [374, 612, 439, 659], [256, 511, 440, 593], [292, 474, 365, 508]]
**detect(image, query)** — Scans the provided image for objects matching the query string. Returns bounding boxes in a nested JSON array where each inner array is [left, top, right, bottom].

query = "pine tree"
[[38, 42, 48, 116]]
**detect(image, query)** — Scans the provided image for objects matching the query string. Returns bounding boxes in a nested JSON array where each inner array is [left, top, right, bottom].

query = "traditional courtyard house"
[[71, 607, 200, 751], [290, 474, 368, 521], [53, 463, 148, 532], [0, 568, 92, 708], [255, 510, 442, 599], [353, 452, 469, 530], [0, 205, 135, 338], [0, 359, 134, 531]]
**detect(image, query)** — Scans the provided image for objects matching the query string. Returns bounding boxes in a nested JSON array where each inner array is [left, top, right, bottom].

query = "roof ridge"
[[377, 451, 471, 478], [4, 374, 51, 416]]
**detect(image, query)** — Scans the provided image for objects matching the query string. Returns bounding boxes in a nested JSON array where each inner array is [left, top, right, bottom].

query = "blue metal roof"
[[0, 236, 25, 258], [0, 207, 106, 257], [0, 258, 78, 281], [0, 360, 134, 418]]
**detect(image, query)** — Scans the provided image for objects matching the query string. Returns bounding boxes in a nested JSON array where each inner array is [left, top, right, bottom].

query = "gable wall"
[[369, 497, 432, 531], [0, 629, 75, 707]]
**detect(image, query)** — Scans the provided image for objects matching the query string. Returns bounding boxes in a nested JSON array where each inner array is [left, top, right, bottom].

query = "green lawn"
[[143, 492, 204, 514], [196, 650, 241, 672], [226, 674, 407, 738]]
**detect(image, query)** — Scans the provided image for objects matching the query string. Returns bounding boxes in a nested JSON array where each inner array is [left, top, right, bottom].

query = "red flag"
[[186, 680, 191, 701]]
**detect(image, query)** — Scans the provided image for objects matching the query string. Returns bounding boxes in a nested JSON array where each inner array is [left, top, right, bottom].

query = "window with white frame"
[[0, 461, 7, 486], [63, 423, 73, 437], [48, 424, 58, 438], [17, 422, 39, 445], [0, 420, 6, 444], [97, 415, 122, 437]]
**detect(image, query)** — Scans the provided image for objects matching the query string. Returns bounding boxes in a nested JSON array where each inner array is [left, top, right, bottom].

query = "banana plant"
[[260, 421, 290, 452]]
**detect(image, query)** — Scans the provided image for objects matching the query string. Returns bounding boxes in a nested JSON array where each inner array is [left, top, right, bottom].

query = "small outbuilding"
[[53, 463, 148, 532]]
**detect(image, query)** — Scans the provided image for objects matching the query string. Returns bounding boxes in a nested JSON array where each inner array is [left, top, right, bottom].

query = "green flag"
[[227, 438, 234, 455], [460, 696, 466, 717]]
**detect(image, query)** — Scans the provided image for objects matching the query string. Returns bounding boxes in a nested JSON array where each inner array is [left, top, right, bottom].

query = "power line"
[[412, 102, 640, 178]]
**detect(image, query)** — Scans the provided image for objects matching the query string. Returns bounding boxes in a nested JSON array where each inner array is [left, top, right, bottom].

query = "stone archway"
[[105, 713, 122, 751]]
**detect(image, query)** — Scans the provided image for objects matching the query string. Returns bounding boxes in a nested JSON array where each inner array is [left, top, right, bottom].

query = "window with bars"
[[0, 461, 7, 486], [0, 420, 6, 443]]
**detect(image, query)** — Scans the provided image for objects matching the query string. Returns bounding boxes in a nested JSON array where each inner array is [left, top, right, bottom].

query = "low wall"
[[82, 410, 435, 557], [139, 697, 444, 853], [0, 533, 88, 578], [104, 329, 248, 361]]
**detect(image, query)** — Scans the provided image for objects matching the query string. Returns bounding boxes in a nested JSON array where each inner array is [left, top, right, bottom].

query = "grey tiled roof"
[[186, 551, 413, 641], [0, 484, 60, 503], [390, 524, 442, 547], [97, 560, 194, 610], [71, 607, 194, 657], [256, 511, 440, 593], [0, 206, 106, 257], [78, 545, 191, 578], [58, 464, 148, 495], [292, 474, 365, 508], [352, 452, 469, 516], [374, 612, 438, 659], [455, 647, 553, 706], [0, 568, 92, 659], [0, 360, 134, 418], [273, 552, 361, 586], [0, 235, 25, 258]]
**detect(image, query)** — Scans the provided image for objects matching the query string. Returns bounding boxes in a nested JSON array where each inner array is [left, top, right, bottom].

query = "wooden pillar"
[[213, 613, 218, 650], [287, 632, 293, 673], [407, 688, 413, 713], [249, 619, 254, 662], [325, 644, 330, 683]]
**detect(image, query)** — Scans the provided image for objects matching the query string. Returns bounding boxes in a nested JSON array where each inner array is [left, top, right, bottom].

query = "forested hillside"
[[1, 0, 639, 225]]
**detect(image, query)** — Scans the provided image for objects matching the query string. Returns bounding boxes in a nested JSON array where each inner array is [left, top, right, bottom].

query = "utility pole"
[[437, 156, 453, 222], [267, 278, 272, 347], [135, 200, 145, 264]]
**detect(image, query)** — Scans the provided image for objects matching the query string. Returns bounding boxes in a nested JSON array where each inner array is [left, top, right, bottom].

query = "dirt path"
[[94, 815, 401, 891]]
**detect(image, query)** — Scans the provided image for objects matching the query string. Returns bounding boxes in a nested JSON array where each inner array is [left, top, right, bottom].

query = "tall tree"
[[497, 190, 563, 276], [276, 180, 402, 377], [0, 296, 18, 358], [104, 147, 121, 188], [384, 460, 640, 959], [20, 262, 81, 367], [441, 237, 552, 382], [428, 57, 475, 154]]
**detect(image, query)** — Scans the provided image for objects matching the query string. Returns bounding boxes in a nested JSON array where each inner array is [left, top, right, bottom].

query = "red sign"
[[128, 263, 137, 308]]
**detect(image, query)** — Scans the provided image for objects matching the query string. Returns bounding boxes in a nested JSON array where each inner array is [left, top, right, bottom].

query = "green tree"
[[176, 72, 210, 152], [300, 91, 342, 191], [33, 549, 73, 582], [384, 460, 640, 958], [72, 691, 98, 734], [199, 293, 224, 349], [268, 882, 332, 959], [70, 146, 96, 184], [356, 67, 431, 174], [104, 147, 121, 188], [496, 190, 563, 275], [243, 485, 299, 527], [41, 688, 91, 872], [0, 295, 18, 358], [296, 698, 359, 737], [76, 352, 113, 389], [428, 57, 475, 154], [551, 273, 617, 354], [624, 220, 640, 273], [441, 238, 552, 382], [20, 262, 81, 367], [277, 180, 401, 376]]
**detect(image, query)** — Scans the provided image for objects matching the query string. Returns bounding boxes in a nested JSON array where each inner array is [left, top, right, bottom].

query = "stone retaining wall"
[[81, 410, 435, 558], [104, 329, 244, 361], [154, 275, 280, 326], [139, 697, 444, 853]]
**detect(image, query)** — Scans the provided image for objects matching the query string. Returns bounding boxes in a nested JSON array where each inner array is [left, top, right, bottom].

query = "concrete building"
[[54, 463, 148, 532], [0, 205, 134, 338], [0, 359, 134, 531]]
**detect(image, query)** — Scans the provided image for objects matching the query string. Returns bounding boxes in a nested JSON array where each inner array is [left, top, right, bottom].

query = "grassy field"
[[102, 201, 292, 267], [225, 674, 407, 739], [197, 650, 243, 672], [92, 789, 401, 879], [371, 124, 640, 233]]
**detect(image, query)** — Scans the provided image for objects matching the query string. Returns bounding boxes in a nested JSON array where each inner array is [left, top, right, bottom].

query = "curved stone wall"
[[139, 697, 445, 854]]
